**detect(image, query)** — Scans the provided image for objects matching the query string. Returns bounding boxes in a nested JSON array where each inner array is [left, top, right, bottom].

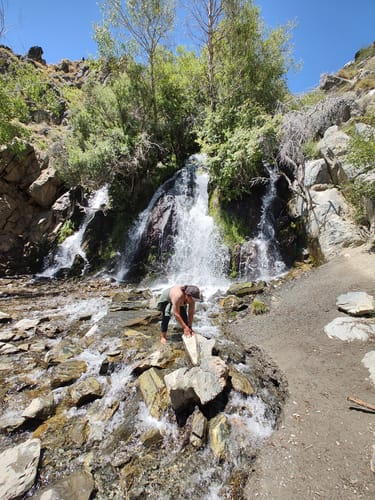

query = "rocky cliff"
[[0, 44, 374, 277]]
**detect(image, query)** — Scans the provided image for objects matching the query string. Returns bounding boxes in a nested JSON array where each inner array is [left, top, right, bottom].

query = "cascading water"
[[114, 166, 196, 282], [239, 164, 287, 281], [163, 158, 230, 296], [37, 185, 109, 278]]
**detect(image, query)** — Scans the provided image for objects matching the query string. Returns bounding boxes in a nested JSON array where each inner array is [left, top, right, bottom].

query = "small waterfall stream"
[[239, 164, 287, 281], [37, 186, 109, 278]]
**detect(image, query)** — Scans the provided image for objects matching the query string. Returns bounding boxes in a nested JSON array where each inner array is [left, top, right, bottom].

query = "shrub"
[[250, 299, 269, 315]]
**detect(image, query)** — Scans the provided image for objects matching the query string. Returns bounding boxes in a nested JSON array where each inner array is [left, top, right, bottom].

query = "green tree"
[[98, 0, 175, 125]]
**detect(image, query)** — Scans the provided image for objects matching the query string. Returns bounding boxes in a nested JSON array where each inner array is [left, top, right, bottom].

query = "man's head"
[[184, 285, 203, 301]]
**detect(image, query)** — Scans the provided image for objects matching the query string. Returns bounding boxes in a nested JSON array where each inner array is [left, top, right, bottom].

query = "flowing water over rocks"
[[0, 276, 287, 499]]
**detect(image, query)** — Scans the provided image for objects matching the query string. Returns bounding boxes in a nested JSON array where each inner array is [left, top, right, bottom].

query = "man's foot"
[[160, 334, 167, 344]]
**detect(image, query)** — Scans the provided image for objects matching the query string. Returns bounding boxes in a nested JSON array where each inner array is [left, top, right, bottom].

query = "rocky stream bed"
[[0, 276, 287, 499]]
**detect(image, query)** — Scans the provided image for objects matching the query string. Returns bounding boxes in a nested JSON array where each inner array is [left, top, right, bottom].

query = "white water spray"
[[38, 186, 109, 278], [240, 164, 287, 280]]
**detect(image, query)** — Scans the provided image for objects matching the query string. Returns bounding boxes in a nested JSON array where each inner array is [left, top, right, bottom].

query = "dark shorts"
[[159, 302, 188, 333]]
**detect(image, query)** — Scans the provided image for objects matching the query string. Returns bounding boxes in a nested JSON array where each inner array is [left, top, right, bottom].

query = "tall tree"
[[186, 0, 225, 112], [99, 0, 175, 124]]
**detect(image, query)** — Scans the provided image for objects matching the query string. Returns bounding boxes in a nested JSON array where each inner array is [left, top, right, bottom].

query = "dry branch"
[[347, 395, 375, 412]]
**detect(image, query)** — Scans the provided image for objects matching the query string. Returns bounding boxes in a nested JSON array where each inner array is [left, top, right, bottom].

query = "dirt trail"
[[229, 245, 375, 499]]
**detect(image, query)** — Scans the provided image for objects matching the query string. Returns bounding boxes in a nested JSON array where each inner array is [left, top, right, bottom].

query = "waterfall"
[[240, 164, 287, 281], [165, 163, 230, 297], [114, 166, 196, 282], [37, 185, 109, 278], [116, 154, 230, 298]]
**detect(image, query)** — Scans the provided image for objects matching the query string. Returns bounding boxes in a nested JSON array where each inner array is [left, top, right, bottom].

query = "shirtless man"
[[157, 285, 202, 344]]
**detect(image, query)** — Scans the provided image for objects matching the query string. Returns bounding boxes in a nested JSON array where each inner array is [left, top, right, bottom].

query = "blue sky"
[[2, 0, 375, 94]]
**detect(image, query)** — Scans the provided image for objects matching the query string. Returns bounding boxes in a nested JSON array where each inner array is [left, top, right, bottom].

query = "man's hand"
[[184, 326, 194, 337]]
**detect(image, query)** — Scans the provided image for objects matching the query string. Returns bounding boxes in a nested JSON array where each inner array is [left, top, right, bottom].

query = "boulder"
[[22, 393, 55, 420], [138, 367, 168, 419], [50, 360, 88, 389], [336, 291, 375, 316], [209, 413, 230, 460], [318, 126, 350, 158], [190, 408, 208, 448], [67, 377, 104, 407], [29, 167, 64, 207], [324, 317, 375, 341], [31, 471, 95, 500], [0, 438, 41, 499]]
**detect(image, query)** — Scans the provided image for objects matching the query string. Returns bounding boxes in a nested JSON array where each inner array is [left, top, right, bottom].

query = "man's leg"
[[160, 303, 170, 343]]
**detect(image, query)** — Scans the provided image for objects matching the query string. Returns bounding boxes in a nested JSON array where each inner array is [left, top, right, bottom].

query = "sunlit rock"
[[228, 282, 265, 296], [132, 349, 176, 374], [0, 438, 41, 499], [229, 368, 255, 396], [22, 393, 55, 420], [209, 413, 230, 461], [33, 413, 89, 449], [165, 357, 228, 410], [140, 428, 163, 448], [219, 295, 247, 312], [14, 318, 41, 331], [50, 360, 88, 389], [138, 367, 168, 419], [190, 408, 208, 448], [31, 470, 95, 500], [0, 413, 26, 432], [182, 334, 199, 365], [324, 317, 375, 341], [0, 342, 21, 354], [336, 291, 375, 316], [67, 377, 104, 407]]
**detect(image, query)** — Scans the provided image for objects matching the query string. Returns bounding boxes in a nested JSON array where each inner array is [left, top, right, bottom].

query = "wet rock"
[[336, 291, 375, 316], [0, 438, 41, 499], [229, 368, 255, 396], [0, 342, 21, 354], [219, 295, 248, 312], [31, 470, 95, 500], [209, 413, 230, 460], [190, 408, 208, 448], [14, 318, 41, 331], [0, 413, 26, 432], [124, 310, 160, 327], [22, 393, 55, 420], [45, 342, 83, 365], [0, 330, 17, 341], [228, 281, 265, 296], [50, 360, 88, 388], [33, 413, 89, 449], [0, 311, 12, 323], [138, 367, 169, 419], [67, 377, 104, 406], [132, 349, 176, 374], [324, 317, 375, 341], [165, 357, 229, 410], [140, 428, 163, 448]]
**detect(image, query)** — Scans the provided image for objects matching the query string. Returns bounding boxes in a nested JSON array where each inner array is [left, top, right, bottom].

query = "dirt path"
[[229, 245, 375, 499]]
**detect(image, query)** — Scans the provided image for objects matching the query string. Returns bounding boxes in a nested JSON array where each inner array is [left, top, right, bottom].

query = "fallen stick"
[[347, 396, 375, 412]]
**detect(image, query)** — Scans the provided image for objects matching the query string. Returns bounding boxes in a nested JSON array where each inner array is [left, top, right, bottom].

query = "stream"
[[0, 157, 288, 499]]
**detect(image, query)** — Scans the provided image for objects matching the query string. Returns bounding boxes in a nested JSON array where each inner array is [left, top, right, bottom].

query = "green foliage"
[[302, 139, 320, 160], [206, 116, 279, 201], [347, 132, 375, 175], [250, 299, 269, 315], [209, 189, 247, 247], [345, 180, 375, 225], [58, 220, 75, 243]]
